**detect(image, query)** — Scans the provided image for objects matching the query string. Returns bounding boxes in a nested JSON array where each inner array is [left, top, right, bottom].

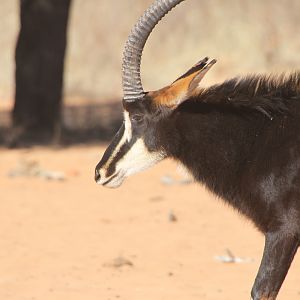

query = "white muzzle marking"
[[95, 111, 165, 188]]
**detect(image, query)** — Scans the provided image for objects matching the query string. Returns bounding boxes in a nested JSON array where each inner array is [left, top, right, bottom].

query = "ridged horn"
[[122, 0, 186, 103]]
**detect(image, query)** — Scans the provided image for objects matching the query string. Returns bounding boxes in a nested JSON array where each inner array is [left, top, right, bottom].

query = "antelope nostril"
[[95, 168, 101, 182]]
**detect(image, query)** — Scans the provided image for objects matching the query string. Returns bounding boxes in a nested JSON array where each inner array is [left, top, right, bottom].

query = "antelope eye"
[[131, 114, 144, 123]]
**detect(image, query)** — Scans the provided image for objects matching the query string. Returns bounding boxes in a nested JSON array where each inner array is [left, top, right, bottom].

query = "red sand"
[[0, 145, 299, 300]]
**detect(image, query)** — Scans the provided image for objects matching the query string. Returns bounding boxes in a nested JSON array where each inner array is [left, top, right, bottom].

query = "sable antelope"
[[95, 0, 300, 299]]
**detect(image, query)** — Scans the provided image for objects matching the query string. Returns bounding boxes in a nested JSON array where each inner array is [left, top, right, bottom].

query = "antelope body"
[[95, 1, 300, 299]]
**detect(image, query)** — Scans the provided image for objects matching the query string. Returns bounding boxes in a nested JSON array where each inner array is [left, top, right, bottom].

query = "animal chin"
[[102, 172, 126, 189]]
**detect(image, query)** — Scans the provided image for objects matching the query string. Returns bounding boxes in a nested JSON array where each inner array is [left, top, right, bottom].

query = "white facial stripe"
[[124, 111, 132, 142], [116, 138, 164, 177], [97, 111, 133, 184], [96, 112, 165, 188], [98, 125, 128, 182]]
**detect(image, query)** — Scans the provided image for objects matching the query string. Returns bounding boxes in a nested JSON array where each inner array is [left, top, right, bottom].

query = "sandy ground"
[[0, 145, 300, 300]]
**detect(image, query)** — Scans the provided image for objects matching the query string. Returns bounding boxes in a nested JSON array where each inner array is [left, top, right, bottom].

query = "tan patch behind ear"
[[150, 58, 216, 108]]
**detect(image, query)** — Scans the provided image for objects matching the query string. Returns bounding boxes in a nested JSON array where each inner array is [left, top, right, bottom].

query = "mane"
[[196, 72, 300, 119]]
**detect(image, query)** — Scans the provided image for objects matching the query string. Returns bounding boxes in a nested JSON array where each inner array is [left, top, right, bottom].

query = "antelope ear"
[[149, 57, 216, 108]]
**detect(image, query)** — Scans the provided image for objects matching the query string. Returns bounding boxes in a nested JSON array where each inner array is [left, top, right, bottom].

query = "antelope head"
[[95, 0, 216, 188]]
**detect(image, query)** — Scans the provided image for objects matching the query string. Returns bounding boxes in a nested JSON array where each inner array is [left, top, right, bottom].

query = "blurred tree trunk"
[[12, 0, 71, 144]]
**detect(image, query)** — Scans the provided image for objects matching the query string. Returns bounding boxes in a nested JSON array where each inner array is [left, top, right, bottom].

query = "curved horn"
[[122, 0, 185, 103]]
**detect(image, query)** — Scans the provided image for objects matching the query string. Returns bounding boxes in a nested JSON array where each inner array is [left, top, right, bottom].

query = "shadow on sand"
[[0, 101, 123, 147]]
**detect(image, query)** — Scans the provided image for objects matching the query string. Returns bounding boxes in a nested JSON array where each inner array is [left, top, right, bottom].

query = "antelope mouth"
[[101, 171, 126, 189]]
